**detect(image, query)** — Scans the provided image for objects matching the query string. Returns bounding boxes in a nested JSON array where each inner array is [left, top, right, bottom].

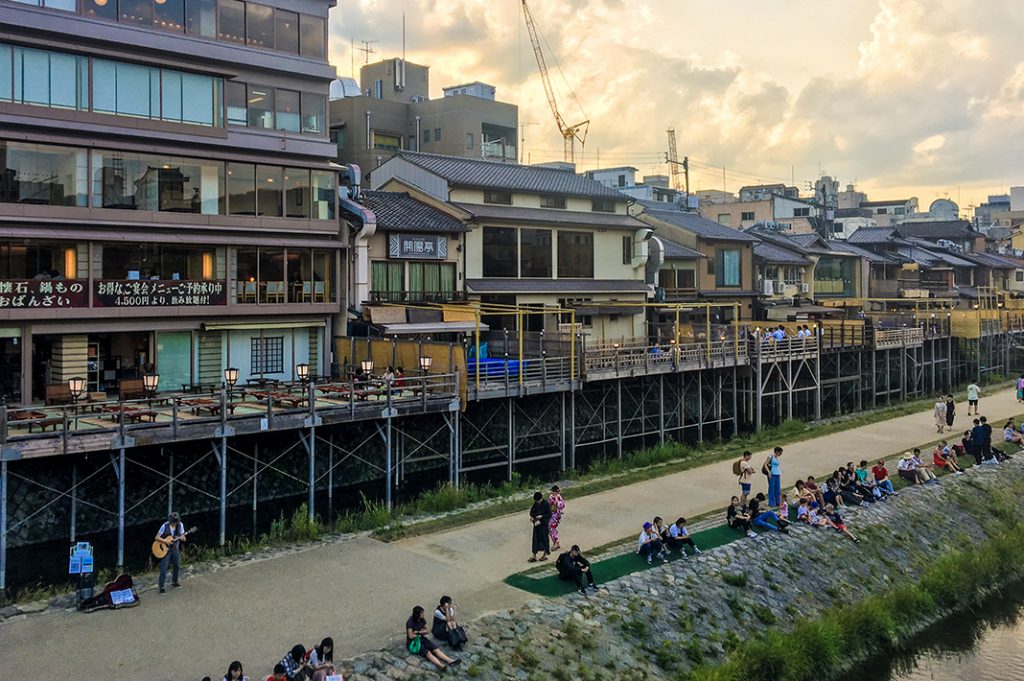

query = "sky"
[[328, 0, 1024, 213]]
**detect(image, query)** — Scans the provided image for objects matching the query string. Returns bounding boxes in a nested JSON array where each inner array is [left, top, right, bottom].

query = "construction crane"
[[667, 128, 681, 190], [521, 0, 589, 164]]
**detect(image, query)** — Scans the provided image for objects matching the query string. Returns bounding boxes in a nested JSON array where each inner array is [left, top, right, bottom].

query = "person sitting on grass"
[[638, 521, 668, 564], [727, 496, 758, 539], [666, 517, 701, 556], [824, 503, 860, 543], [871, 459, 897, 496], [748, 493, 790, 534], [852, 461, 883, 501], [796, 498, 828, 527], [556, 545, 599, 595], [837, 467, 871, 506], [793, 479, 815, 505], [651, 516, 672, 545], [778, 493, 790, 520], [911, 448, 939, 484], [264, 663, 287, 681], [932, 444, 964, 475], [1004, 421, 1024, 450], [803, 475, 826, 506], [821, 475, 844, 508], [406, 605, 460, 672], [432, 596, 465, 648]]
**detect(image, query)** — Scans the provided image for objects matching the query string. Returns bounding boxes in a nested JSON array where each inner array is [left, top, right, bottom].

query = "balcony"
[[368, 290, 468, 303], [480, 140, 517, 162], [813, 278, 856, 297]]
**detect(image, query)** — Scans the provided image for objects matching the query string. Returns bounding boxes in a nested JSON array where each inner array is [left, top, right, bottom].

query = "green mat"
[[504, 521, 767, 597]]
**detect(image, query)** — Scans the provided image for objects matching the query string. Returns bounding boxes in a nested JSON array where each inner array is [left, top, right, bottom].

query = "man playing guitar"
[[155, 512, 187, 594]]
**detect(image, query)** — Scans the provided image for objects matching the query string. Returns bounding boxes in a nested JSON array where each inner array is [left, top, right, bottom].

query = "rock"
[[17, 601, 50, 614]]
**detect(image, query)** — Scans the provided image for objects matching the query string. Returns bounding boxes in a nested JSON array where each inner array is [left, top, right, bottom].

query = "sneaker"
[[747, 531, 758, 538], [860, 501, 870, 507], [159, 588, 166, 595], [694, 547, 701, 555], [588, 583, 599, 592], [954, 471, 964, 476], [647, 555, 653, 565], [853, 538, 861, 544], [578, 587, 588, 596], [659, 552, 668, 563], [449, 659, 461, 667], [172, 583, 182, 589]]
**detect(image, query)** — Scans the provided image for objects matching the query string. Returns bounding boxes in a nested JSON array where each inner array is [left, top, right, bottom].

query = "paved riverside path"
[[0, 388, 1019, 680]]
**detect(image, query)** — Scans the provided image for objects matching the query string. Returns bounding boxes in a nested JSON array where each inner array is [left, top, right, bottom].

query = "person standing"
[[548, 485, 565, 551], [945, 393, 955, 432], [933, 396, 947, 433], [966, 382, 981, 415], [970, 419, 986, 466], [737, 450, 755, 505], [1017, 374, 1024, 403], [154, 511, 186, 594], [528, 492, 551, 562], [980, 416, 993, 462], [767, 446, 783, 508]]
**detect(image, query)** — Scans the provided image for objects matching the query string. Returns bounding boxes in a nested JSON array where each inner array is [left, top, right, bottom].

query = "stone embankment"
[[340, 460, 1024, 681]]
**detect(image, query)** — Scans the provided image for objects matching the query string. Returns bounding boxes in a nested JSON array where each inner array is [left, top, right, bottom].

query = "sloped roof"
[[658, 237, 705, 260], [848, 226, 900, 244], [453, 202, 645, 228], [359, 191, 466, 233], [394, 151, 624, 199], [962, 252, 1021, 269], [466, 279, 649, 294], [827, 239, 898, 264], [642, 209, 759, 242], [896, 220, 975, 240], [754, 241, 813, 265]]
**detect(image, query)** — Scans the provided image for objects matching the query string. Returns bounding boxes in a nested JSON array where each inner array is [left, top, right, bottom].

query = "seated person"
[[793, 479, 815, 505], [824, 504, 860, 543], [910, 449, 939, 483], [871, 459, 897, 496], [307, 638, 335, 681], [796, 498, 828, 527], [637, 522, 667, 564], [778, 493, 790, 520], [932, 444, 964, 475], [1004, 422, 1024, 448], [821, 476, 844, 508], [727, 496, 757, 538], [265, 663, 287, 681], [666, 517, 701, 556], [748, 493, 789, 534], [836, 468, 869, 506], [556, 545, 599, 595], [651, 516, 672, 544], [803, 476, 826, 506], [432, 596, 467, 648], [406, 606, 460, 671], [279, 645, 311, 681]]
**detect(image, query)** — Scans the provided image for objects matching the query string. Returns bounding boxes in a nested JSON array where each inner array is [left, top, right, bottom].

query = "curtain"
[[722, 250, 740, 286]]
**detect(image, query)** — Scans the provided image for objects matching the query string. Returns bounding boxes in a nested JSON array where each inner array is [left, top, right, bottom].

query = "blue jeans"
[[768, 475, 781, 507], [753, 511, 781, 531], [159, 548, 180, 589], [639, 540, 664, 559], [878, 480, 895, 495]]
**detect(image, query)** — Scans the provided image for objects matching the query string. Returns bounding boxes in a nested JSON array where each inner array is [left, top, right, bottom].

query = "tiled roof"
[[826, 239, 898, 264], [658, 237, 704, 260], [453, 202, 646, 229], [847, 226, 900, 244], [896, 220, 976, 240], [753, 241, 813, 265], [395, 151, 624, 199], [359, 191, 466, 233], [860, 199, 913, 207], [465, 278, 649, 293], [642, 209, 759, 242], [962, 252, 1022, 269]]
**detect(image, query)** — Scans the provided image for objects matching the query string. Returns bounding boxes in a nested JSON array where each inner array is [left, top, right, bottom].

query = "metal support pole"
[[755, 347, 763, 432], [252, 441, 259, 538], [560, 392, 567, 469], [307, 426, 316, 522], [0, 459, 7, 591], [731, 366, 738, 436], [786, 357, 793, 421], [616, 379, 623, 458], [507, 398, 514, 480], [327, 434, 333, 520], [569, 388, 576, 470], [697, 370, 704, 443], [454, 407, 462, 488], [813, 355, 822, 421], [218, 437, 227, 547], [117, 447, 125, 569], [385, 412, 393, 511], [70, 461, 77, 542], [658, 374, 665, 444], [166, 450, 174, 516]]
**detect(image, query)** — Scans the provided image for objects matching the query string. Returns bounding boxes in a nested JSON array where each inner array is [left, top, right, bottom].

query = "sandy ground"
[[0, 387, 1018, 680]]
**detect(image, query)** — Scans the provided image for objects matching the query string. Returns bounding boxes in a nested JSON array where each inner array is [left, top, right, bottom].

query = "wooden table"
[[180, 398, 236, 417], [98, 406, 158, 423]]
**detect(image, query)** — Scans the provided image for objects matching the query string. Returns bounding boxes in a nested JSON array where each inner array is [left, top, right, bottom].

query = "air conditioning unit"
[[801, 283, 810, 293]]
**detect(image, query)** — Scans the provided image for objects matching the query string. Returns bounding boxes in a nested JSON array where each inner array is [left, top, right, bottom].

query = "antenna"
[[402, 13, 406, 64], [355, 40, 379, 65]]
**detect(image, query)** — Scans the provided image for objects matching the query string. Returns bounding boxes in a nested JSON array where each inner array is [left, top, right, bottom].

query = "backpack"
[[732, 459, 743, 476], [761, 457, 772, 476]]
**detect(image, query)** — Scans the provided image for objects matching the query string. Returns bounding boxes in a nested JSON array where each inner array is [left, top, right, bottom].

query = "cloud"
[[327, 0, 1024, 203]]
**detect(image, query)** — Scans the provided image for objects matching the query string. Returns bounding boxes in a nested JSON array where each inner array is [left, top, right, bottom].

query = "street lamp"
[[68, 376, 85, 405], [295, 362, 310, 384], [418, 356, 433, 373], [143, 372, 160, 398], [360, 359, 375, 374], [224, 367, 239, 390]]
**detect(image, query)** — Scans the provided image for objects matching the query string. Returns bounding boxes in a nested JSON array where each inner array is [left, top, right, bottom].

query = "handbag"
[[408, 636, 422, 654], [448, 625, 468, 648]]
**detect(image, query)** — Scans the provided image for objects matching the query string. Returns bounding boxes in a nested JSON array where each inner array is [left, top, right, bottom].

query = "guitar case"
[[79, 573, 140, 613]]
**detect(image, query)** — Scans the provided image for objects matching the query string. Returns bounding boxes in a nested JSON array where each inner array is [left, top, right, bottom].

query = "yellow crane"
[[521, 0, 589, 164]]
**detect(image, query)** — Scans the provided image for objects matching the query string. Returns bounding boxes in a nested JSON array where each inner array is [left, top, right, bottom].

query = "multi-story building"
[[704, 194, 820, 233], [857, 198, 919, 226], [0, 0, 342, 404], [370, 151, 652, 341], [584, 166, 680, 204], [329, 58, 518, 179]]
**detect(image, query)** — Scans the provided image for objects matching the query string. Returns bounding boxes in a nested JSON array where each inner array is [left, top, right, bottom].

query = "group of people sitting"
[[636, 516, 702, 564], [201, 637, 337, 681], [759, 324, 815, 342], [404, 596, 466, 673]]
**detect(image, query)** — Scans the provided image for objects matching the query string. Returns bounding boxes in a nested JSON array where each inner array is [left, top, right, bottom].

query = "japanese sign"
[[0, 279, 88, 309], [69, 542, 94, 575], [93, 280, 227, 307], [388, 234, 448, 260]]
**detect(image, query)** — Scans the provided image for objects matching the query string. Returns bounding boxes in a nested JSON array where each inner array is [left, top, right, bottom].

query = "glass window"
[[10, 47, 87, 110], [557, 231, 594, 278], [299, 15, 325, 59], [259, 248, 284, 302], [92, 60, 159, 119], [283, 168, 310, 218], [0, 45, 11, 102], [235, 247, 258, 303], [246, 3, 274, 49], [180, 72, 220, 126], [275, 9, 299, 53], [227, 162, 256, 215], [276, 89, 300, 132], [422, 129, 430, 144], [218, 0, 245, 44], [482, 227, 517, 277], [83, 0, 117, 20], [256, 165, 282, 217], [372, 132, 401, 151], [43, 0, 77, 9], [247, 84, 274, 129], [311, 170, 335, 220], [483, 190, 512, 205], [119, 0, 153, 26], [101, 244, 215, 280], [540, 195, 566, 209], [1, 141, 88, 207], [186, 0, 217, 37], [591, 199, 616, 213], [716, 249, 741, 287], [251, 336, 284, 373], [153, 0, 185, 32], [226, 81, 246, 126], [91, 150, 223, 214], [371, 261, 404, 300], [312, 249, 334, 302], [301, 92, 325, 134], [465, 133, 473, 149], [520, 229, 552, 277], [0, 241, 78, 280], [434, 128, 441, 142]]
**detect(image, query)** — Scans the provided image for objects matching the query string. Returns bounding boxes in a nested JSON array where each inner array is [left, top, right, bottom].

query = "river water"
[[842, 590, 1024, 681]]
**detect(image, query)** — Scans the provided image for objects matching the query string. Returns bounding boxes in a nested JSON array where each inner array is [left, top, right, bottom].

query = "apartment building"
[[0, 0, 341, 404]]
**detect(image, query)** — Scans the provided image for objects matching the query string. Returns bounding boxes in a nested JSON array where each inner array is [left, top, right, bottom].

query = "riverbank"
[[340, 458, 1024, 681]]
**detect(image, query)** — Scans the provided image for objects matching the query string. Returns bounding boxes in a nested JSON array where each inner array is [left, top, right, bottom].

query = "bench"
[[45, 384, 74, 406], [118, 378, 147, 401]]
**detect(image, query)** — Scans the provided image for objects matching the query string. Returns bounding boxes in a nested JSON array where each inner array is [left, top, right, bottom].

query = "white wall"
[[224, 328, 312, 384]]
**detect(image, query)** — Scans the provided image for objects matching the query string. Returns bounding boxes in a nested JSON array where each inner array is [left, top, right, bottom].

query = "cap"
[[168, 512, 180, 522], [643, 522, 653, 530]]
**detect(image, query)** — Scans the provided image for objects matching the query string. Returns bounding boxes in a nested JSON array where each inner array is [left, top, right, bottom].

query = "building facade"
[[0, 0, 342, 404]]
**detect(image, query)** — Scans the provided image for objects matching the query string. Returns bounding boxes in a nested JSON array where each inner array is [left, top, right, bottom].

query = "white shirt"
[[668, 524, 688, 539], [637, 530, 658, 552]]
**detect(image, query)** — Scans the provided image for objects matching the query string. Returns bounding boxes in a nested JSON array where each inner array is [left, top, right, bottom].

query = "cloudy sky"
[[328, 0, 1024, 212]]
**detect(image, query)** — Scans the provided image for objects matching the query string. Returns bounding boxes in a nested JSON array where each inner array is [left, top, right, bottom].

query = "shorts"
[[968, 399, 978, 406], [740, 482, 751, 494], [833, 524, 847, 533]]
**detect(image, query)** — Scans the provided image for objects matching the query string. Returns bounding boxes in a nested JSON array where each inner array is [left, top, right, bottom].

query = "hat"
[[168, 512, 180, 522], [901, 452, 913, 461], [643, 522, 653, 530]]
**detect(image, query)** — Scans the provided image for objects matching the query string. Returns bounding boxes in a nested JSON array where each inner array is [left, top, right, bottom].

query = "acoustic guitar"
[[151, 526, 197, 560]]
